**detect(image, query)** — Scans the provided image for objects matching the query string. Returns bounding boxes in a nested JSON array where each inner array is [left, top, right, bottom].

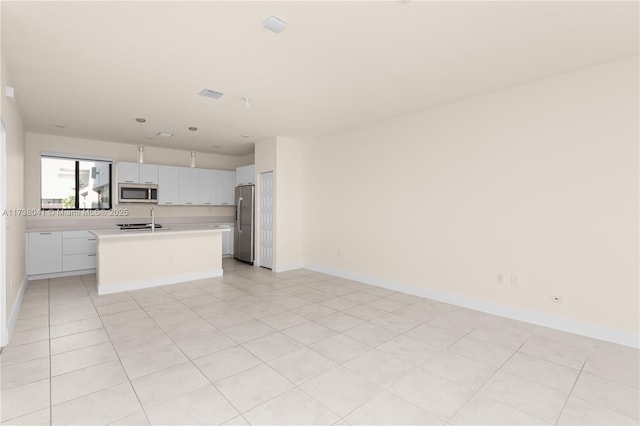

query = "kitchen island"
[[90, 226, 230, 295]]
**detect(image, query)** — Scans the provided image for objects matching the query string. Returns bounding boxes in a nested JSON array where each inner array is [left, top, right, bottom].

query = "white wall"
[[274, 137, 304, 270], [25, 132, 253, 221], [1, 57, 27, 341], [303, 56, 639, 339]]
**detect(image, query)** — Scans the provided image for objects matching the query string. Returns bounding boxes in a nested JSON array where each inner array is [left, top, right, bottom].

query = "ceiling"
[[2, 1, 638, 156]]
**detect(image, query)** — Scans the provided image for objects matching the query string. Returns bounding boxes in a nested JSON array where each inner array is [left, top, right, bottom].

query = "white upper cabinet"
[[117, 162, 139, 183], [198, 169, 217, 205], [139, 164, 159, 184], [235, 164, 255, 186], [120, 161, 235, 206], [158, 165, 180, 205], [216, 170, 235, 205], [116, 162, 158, 184], [179, 167, 198, 205]]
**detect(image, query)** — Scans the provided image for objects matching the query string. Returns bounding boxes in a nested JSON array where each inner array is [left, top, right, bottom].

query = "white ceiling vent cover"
[[263, 16, 286, 33], [198, 89, 224, 99]]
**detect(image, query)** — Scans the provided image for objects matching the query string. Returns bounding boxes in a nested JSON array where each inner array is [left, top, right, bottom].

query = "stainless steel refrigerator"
[[234, 185, 255, 264]]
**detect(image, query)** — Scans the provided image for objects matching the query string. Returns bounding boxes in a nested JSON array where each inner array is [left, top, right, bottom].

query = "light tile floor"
[[1, 259, 638, 425]]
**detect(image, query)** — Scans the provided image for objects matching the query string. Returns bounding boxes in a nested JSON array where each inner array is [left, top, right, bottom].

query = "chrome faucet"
[[150, 207, 155, 232]]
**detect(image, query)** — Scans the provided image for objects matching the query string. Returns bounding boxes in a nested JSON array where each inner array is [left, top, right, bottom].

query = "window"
[[41, 155, 112, 209]]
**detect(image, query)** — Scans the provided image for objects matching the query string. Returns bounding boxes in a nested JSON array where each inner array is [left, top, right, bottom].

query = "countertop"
[[90, 224, 231, 239], [26, 216, 235, 232]]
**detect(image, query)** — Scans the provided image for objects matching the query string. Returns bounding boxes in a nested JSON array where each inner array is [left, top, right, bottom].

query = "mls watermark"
[[2, 209, 130, 217]]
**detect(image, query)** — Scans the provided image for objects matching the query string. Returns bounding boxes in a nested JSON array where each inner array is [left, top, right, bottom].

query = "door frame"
[[1, 120, 7, 347]]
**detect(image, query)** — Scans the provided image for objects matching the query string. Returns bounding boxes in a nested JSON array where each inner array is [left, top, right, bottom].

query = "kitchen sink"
[[117, 223, 163, 230]]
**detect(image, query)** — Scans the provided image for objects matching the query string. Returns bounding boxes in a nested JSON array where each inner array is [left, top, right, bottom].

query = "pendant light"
[[188, 127, 197, 167]]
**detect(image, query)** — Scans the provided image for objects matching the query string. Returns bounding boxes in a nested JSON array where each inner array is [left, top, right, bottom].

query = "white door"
[[259, 171, 274, 269]]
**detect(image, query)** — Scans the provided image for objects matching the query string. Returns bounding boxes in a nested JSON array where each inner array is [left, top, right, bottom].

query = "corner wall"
[[303, 56, 639, 344], [274, 137, 304, 270], [254, 136, 304, 271], [2, 57, 27, 343]]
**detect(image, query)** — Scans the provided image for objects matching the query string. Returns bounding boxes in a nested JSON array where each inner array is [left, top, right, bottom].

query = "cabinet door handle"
[[186, 202, 193, 205], [40, 232, 52, 235], [88, 238, 96, 241], [88, 254, 96, 257]]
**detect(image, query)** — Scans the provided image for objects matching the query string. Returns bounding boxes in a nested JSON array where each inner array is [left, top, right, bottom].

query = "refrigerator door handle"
[[237, 197, 243, 232]]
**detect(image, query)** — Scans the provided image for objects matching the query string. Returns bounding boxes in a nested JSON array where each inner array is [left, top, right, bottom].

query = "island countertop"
[[89, 224, 231, 239]]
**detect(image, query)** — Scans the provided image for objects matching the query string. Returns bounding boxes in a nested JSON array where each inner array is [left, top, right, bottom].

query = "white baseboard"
[[273, 263, 305, 273], [28, 269, 96, 281], [7, 276, 28, 345], [305, 263, 639, 349], [97, 269, 224, 295]]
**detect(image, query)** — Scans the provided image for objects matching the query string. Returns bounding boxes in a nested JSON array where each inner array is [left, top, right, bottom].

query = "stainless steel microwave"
[[118, 183, 158, 203]]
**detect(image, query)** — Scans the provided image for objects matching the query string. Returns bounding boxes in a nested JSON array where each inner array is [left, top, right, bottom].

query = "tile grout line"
[[83, 276, 153, 426], [238, 278, 432, 424], [554, 356, 639, 423], [48, 278, 52, 426], [183, 271, 370, 424], [554, 358, 587, 426], [132, 282, 250, 424], [443, 339, 537, 425]]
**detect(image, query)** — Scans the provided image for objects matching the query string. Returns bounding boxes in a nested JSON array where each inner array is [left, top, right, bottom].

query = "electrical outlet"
[[510, 275, 519, 286], [549, 295, 563, 304], [497, 273, 505, 284]]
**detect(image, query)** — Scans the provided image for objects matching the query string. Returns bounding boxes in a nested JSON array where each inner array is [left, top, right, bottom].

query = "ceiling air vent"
[[198, 88, 224, 99]]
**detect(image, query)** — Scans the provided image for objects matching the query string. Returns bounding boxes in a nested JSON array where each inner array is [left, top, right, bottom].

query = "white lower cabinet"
[[27, 230, 97, 277], [62, 254, 97, 271], [219, 225, 234, 256], [62, 231, 97, 272], [27, 232, 63, 275]]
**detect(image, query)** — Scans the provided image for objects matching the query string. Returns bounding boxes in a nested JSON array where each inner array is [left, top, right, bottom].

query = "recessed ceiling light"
[[135, 117, 146, 123], [198, 89, 224, 99], [157, 132, 173, 138], [263, 16, 286, 33]]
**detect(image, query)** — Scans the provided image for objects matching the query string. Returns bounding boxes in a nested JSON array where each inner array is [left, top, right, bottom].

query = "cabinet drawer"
[[63, 230, 94, 239], [63, 238, 97, 255], [63, 253, 97, 271]]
